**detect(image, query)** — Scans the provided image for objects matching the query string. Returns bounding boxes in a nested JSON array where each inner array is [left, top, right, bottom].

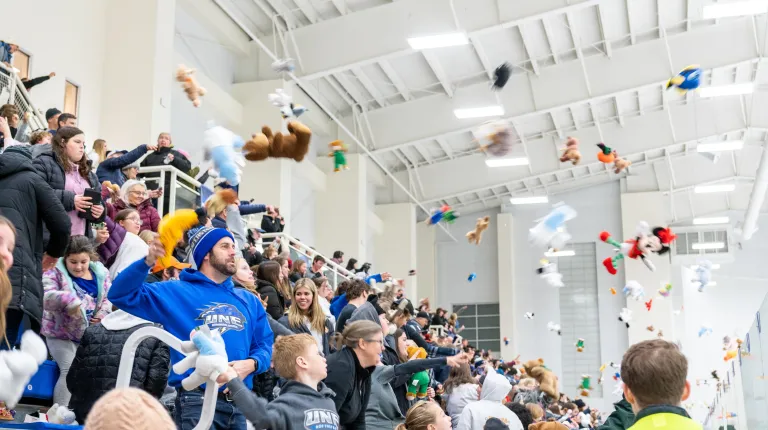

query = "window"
[[451, 303, 500, 351], [558, 242, 603, 397], [64, 80, 79, 115], [11, 50, 29, 80]]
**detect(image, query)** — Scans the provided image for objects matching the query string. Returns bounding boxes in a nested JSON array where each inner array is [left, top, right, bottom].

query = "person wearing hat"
[[145, 256, 190, 283], [108, 228, 274, 430], [96, 143, 157, 187], [45, 108, 61, 134]]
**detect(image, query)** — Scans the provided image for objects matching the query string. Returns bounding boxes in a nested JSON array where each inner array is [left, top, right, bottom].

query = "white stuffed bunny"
[[0, 330, 48, 408], [47, 403, 77, 425], [172, 325, 229, 391]]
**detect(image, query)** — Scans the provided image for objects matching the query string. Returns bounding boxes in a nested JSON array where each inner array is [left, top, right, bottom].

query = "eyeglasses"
[[128, 190, 146, 196], [125, 217, 142, 225], [365, 339, 384, 345]]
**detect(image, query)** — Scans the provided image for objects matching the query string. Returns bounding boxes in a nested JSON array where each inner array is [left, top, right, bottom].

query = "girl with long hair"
[[277, 278, 333, 356], [395, 401, 452, 430], [443, 363, 480, 427], [289, 259, 306, 283], [256, 260, 286, 320], [88, 139, 107, 169]]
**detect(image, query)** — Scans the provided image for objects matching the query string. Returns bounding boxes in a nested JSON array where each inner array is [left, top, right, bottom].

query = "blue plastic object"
[[23, 360, 59, 400], [468, 273, 477, 282]]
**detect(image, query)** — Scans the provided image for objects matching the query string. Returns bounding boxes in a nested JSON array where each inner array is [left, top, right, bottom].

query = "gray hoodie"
[[349, 301, 381, 326], [456, 372, 523, 430], [228, 378, 340, 430]]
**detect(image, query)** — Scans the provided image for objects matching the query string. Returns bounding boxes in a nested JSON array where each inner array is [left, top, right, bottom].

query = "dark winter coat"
[[66, 310, 171, 422], [139, 146, 192, 188], [277, 314, 335, 357], [598, 397, 635, 430], [107, 198, 160, 233], [32, 143, 105, 238], [325, 346, 375, 429], [95, 145, 149, 187], [0, 147, 71, 324], [256, 279, 286, 321], [260, 214, 284, 243], [96, 215, 126, 268]]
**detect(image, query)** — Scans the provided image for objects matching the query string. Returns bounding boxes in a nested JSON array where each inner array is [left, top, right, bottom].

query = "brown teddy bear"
[[614, 156, 631, 174], [176, 64, 206, 107], [466, 216, 490, 245], [243, 121, 312, 162], [560, 137, 581, 165], [522, 358, 559, 399]]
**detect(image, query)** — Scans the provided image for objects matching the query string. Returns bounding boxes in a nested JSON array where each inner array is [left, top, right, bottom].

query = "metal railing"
[[139, 165, 202, 217], [0, 62, 48, 132], [260, 232, 353, 289]]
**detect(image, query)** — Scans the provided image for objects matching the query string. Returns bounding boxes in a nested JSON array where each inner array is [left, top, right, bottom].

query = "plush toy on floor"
[[243, 121, 312, 162], [466, 216, 490, 245], [328, 140, 348, 172], [203, 125, 246, 186], [692, 260, 714, 292], [560, 137, 581, 165], [666, 65, 702, 94], [0, 330, 48, 408], [597, 143, 616, 163], [613, 156, 631, 174], [405, 346, 430, 400], [599, 222, 677, 275], [176, 65, 206, 107], [522, 359, 559, 400], [173, 325, 229, 391], [47, 404, 77, 425]]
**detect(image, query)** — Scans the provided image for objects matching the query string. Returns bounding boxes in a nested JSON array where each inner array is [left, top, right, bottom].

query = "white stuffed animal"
[[547, 321, 561, 335], [172, 325, 229, 391], [692, 260, 713, 292], [47, 403, 77, 425], [0, 330, 48, 408], [537, 259, 564, 288], [618, 308, 633, 328], [623, 281, 645, 301]]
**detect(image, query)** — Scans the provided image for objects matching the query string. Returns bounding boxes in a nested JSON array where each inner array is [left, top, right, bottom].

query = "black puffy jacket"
[[139, 146, 192, 190], [32, 143, 104, 238], [325, 346, 375, 429], [0, 147, 71, 324], [66, 311, 171, 422], [256, 279, 286, 321]]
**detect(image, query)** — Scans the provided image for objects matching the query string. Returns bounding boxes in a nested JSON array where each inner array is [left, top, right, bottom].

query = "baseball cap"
[[151, 256, 191, 273], [45, 108, 61, 121], [416, 311, 431, 320]]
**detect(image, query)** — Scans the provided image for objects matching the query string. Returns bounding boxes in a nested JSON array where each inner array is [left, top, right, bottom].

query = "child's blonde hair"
[[526, 403, 544, 421], [272, 334, 316, 379], [138, 230, 156, 245], [395, 401, 441, 430], [518, 377, 538, 390], [30, 130, 52, 145]]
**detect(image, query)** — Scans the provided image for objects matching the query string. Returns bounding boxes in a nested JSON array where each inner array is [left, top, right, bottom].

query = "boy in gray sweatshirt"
[[218, 333, 340, 430]]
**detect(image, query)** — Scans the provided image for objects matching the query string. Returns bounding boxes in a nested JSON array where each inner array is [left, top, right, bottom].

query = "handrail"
[[138, 165, 202, 216], [0, 62, 48, 131], [261, 232, 353, 287]]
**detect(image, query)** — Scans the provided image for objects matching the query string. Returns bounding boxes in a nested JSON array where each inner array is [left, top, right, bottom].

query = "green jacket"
[[598, 397, 635, 430]]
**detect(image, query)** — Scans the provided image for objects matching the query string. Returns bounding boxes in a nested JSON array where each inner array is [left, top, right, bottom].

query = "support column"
[[100, 0, 176, 147], [416, 224, 436, 307], [497, 213, 517, 358], [620, 192, 675, 345], [374, 204, 417, 298]]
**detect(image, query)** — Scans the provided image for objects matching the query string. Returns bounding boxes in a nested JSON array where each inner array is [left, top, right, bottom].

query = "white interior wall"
[[416, 224, 437, 306]]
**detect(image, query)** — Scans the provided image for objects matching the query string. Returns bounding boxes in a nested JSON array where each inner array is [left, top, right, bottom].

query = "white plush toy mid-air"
[[268, 88, 308, 119], [537, 259, 564, 288], [203, 125, 246, 187], [528, 203, 578, 250], [623, 281, 645, 301], [692, 260, 714, 292], [547, 321, 561, 335], [618, 308, 633, 328], [524, 312, 535, 320]]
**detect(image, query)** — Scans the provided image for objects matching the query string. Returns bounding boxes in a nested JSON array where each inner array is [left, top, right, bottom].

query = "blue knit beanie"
[[188, 227, 234, 269]]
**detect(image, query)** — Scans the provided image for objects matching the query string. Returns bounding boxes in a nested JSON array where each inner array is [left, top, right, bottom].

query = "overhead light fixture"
[[454, 106, 505, 119], [485, 157, 529, 167], [692, 263, 721, 270], [545, 250, 575, 257], [693, 217, 730, 225], [696, 141, 744, 152], [407, 32, 469, 50], [692, 242, 726, 250], [510, 196, 549, 205], [699, 83, 754, 98], [703, 0, 768, 19], [694, 184, 736, 193]]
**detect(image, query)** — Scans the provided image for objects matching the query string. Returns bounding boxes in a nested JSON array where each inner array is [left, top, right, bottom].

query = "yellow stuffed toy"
[[406, 346, 429, 400]]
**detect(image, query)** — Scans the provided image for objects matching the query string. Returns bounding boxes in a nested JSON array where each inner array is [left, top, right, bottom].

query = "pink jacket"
[[41, 259, 112, 342]]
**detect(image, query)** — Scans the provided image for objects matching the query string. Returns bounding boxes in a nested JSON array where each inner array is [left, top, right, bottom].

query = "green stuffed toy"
[[406, 346, 430, 400]]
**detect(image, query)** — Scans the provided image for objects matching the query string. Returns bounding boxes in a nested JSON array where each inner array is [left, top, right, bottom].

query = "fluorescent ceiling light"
[[510, 196, 549, 205], [692, 242, 726, 250], [693, 217, 730, 225], [699, 83, 754, 98], [485, 157, 529, 167], [454, 106, 505, 119], [692, 263, 721, 270], [694, 184, 736, 193], [545, 250, 575, 257], [703, 0, 768, 19], [407, 32, 469, 50], [696, 141, 744, 152]]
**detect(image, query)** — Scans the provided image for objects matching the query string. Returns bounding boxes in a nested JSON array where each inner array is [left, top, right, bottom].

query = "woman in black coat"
[[0, 146, 71, 343], [260, 207, 284, 244], [139, 132, 192, 214], [256, 260, 288, 320], [66, 309, 170, 422], [32, 127, 105, 238]]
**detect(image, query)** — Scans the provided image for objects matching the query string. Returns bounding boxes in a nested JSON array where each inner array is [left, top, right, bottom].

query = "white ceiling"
[[211, 0, 768, 221]]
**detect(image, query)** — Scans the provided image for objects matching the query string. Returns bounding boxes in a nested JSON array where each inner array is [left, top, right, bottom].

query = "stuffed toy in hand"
[[522, 358, 559, 399], [560, 137, 581, 165], [243, 122, 312, 162], [0, 331, 48, 408], [692, 260, 713, 292], [172, 325, 229, 391], [176, 65, 206, 107], [405, 346, 429, 401], [158, 209, 200, 270], [203, 125, 246, 186], [599, 222, 677, 275], [466, 216, 490, 245], [328, 140, 348, 172]]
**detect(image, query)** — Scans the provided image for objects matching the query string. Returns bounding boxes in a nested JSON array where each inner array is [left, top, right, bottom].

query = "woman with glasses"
[[278, 278, 334, 356], [106, 208, 149, 279], [106, 179, 160, 233], [324, 320, 384, 429]]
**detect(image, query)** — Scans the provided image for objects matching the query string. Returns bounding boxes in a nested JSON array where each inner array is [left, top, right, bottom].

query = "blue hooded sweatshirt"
[[330, 293, 348, 320], [108, 258, 273, 389]]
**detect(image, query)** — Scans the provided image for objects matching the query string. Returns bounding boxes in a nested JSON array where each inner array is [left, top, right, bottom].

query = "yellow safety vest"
[[628, 412, 702, 430]]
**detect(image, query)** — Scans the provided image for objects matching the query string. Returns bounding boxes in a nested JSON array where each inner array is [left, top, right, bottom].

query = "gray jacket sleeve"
[[226, 204, 247, 250], [228, 377, 283, 428]]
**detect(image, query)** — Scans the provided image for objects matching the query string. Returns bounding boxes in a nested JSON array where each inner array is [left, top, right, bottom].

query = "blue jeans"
[[174, 389, 246, 430]]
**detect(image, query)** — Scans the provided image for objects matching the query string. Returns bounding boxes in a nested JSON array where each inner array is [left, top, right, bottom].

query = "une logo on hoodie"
[[304, 409, 339, 430], [196, 303, 246, 333]]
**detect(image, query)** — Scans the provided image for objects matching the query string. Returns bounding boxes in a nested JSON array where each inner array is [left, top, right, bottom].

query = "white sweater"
[[446, 383, 479, 428]]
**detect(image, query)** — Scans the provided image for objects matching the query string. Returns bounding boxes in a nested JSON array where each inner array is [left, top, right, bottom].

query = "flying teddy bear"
[[614, 156, 631, 174], [243, 121, 312, 162], [466, 216, 490, 245], [560, 137, 581, 165], [176, 64, 206, 108], [405, 346, 430, 401], [522, 358, 559, 399]]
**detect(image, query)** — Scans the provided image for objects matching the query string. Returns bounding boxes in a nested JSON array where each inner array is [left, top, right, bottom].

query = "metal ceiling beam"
[[352, 67, 389, 108], [625, 0, 636, 45], [541, 17, 559, 64], [292, 0, 320, 24], [179, 0, 251, 55], [518, 24, 540, 75], [596, 3, 612, 58], [436, 137, 454, 159], [330, 0, 347, 15], [469, 36, 495, 79], [379, 60, 412, 101], [333, 72, 365, 105], [323, 76, 356, 108], [614, 96, 625, 126], [686, 0, 694, 32], [262, 0, 298, 29], [422, 51, 453, 97]]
